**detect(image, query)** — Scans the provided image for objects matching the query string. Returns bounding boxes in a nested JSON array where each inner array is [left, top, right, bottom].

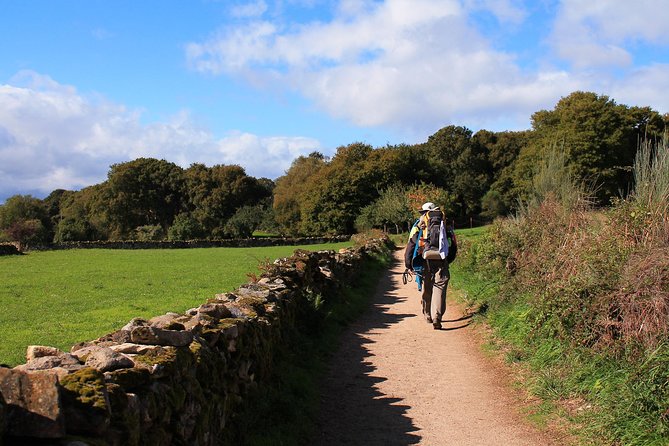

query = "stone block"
[[0, 367, 65, 438], [108, 343, 165, 356], [58, 368, 110, 436], [16, 353, 83, 373], [130, 326, 193, 347], [84, 348, 134, 373], [148, 313, 186, 330], [26, 345, 63, 361], [197, 302, 233, 320]]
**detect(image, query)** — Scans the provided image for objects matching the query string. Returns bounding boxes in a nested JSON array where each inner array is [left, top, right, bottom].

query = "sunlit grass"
[[0, 242, 351, 366]]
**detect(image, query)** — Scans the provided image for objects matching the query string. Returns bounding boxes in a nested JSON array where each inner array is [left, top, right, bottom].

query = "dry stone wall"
[[0, 244, 19, 256], [32, 236, 350, 251], [0, 237, 392, 445]]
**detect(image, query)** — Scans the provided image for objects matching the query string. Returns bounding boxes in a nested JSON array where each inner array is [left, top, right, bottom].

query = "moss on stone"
[[132, 346, 176, 367], [106, 367, 151, 391], [59, 367, 108, 411]]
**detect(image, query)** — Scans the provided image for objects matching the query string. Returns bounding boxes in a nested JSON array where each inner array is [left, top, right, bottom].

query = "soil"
[[314, 248, 568, 445]]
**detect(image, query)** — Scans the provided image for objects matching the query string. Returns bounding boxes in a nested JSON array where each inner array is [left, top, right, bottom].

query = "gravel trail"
[[315, 248, 564, 446]]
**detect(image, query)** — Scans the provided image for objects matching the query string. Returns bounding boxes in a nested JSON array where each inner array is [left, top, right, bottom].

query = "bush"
[[132, 225, 165, 241], [167, 214, 203, 241], [456, 139, 669, 444]]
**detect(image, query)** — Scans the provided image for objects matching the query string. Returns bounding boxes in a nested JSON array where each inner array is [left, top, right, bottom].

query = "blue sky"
[[1, 0, 668, 203]]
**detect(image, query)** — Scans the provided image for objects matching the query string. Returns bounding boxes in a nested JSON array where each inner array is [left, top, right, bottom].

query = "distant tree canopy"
[[0, 160, 274, 245], [1, 91, 667, 243]]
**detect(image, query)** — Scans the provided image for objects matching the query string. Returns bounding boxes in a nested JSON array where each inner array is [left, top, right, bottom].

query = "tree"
[[183, 164, 271, 238], [0, 195, 50, 247], [3, 219, 45, 251], [423, 125, 496, 220], [373, 184, 413, 233], [514, 91, 665, 204], [273, 153, 327, 235], [223, 204, 265, 238], [55, 184, 110, 241], [473, 130, 530, 217], [299, 143, 384, 235], [105, 158, 185, 237]]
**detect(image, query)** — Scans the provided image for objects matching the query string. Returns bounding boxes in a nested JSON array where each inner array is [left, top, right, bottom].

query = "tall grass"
[[519, 147, 593, 215]]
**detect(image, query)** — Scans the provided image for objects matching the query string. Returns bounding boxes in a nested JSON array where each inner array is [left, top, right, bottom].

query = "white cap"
[[421, 202, 438, 212]]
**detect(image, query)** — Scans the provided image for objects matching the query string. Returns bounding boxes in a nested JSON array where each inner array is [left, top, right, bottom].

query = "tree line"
[[1, 91, 666, 247]]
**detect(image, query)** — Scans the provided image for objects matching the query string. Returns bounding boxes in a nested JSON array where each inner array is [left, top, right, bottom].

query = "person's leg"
[[431, 262, 450, 327], [421, 269, 434, 323]]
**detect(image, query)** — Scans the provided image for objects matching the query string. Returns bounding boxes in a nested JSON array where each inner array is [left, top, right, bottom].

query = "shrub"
[[167, 213, 203, 241], [132, 225, 165, 241]]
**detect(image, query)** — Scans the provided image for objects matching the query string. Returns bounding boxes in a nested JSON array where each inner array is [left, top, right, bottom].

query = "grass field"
[[0, 241, 351, 366]]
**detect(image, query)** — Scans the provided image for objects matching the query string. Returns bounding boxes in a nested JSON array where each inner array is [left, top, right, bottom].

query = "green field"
[[0, 242, 351, 366]]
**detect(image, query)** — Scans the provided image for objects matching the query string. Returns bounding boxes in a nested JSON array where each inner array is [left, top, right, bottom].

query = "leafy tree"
[[43, 189, 69, 237], [3, 219, 45, 251], [473, 130, 530, 217], [184, 164, 270, 238], [373, 184, 413, 233], [105, 158, 185, 237], [223, 204, 265, 238], [299, 143, 385, 235], [55, 185, 110, 241], [514, 91, 665, 204], [424, 125, 490, 219], [0, 195, 50, 246], [273, 153, 327, 235]]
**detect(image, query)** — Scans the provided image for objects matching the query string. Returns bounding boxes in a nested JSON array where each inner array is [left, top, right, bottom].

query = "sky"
[[1, 0, 668, 203]]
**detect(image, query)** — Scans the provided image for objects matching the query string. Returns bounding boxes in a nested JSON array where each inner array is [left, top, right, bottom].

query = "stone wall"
[[0, 244, 19, 256], [31, 236, 350, 251], [0, 237, 392, 445]]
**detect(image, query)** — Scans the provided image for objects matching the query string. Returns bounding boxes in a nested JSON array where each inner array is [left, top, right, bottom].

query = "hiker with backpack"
[[404, 202, 457, 330]]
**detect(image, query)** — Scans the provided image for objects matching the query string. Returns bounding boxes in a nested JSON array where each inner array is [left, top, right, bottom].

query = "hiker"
[[404, 202, 457, 330]]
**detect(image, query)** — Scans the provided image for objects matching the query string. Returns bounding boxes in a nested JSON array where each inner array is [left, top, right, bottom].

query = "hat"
[[420, 202, 438, 213]]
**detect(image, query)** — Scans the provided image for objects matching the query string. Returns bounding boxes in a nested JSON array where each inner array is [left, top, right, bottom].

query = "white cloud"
[[0, 71, 321, 200], [186, 0, 579, 137], [607, 64, 669, 115], [463, 0, 527, 25], [217, 132, 321, 177], [550, 0, 669, 69], [231, 0, 268, 18]]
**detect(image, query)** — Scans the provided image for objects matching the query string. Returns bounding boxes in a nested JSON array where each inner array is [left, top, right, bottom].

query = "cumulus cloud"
[[185, 0, 669, 138], [550, 0, 669, 69], [607, 63, 669, 114], [186, 0, 580, 137], [0, 71, 321, 201]]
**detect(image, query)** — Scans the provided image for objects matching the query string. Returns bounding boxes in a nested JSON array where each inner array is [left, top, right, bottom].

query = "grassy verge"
[[0, 241, 352, 366], [451, 225, 669, 445], [235, 247, 393, 445]]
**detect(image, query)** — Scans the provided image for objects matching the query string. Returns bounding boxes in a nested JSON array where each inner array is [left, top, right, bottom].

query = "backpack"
[[415, 209, 443, 259], [422, 209, 443, 253]]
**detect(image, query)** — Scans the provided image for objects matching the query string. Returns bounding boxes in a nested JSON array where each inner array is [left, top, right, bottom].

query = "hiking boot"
[[432, 320, 442, 330]]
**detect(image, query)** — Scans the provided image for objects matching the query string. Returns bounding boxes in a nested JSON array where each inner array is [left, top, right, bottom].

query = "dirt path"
[[315, 248, 563, 446]]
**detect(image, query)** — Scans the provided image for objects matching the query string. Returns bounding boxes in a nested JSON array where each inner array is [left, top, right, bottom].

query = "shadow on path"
[[314, 256, 422, 445]]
